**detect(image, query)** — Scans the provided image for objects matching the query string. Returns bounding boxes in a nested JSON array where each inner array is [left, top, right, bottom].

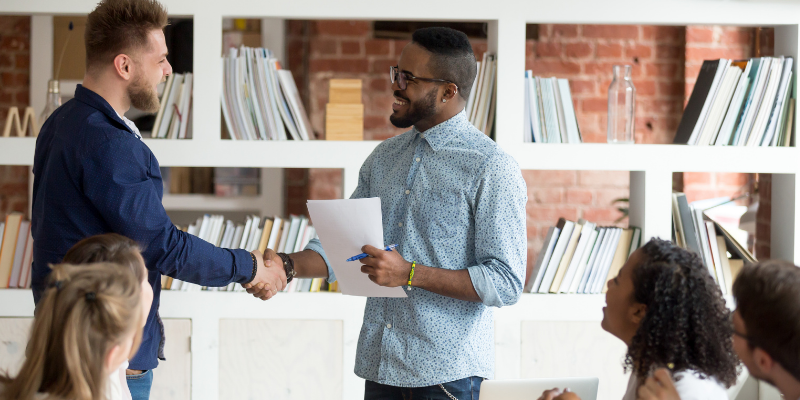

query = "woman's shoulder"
[[673, 369, 729, 400]]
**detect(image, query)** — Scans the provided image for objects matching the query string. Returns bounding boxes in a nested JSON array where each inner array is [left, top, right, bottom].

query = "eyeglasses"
[[390, 65, 458, 92], [729, 313, 754, 343]]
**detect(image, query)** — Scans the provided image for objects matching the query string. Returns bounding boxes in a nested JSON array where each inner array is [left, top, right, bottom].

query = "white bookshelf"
[[1, 1, 798, 399]]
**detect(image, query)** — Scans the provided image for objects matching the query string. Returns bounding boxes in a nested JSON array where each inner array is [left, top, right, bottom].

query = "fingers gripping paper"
[[306, 198, 407, 297]]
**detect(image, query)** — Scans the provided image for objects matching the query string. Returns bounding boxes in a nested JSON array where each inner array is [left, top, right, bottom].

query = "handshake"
[[243, 249, 288, 300]]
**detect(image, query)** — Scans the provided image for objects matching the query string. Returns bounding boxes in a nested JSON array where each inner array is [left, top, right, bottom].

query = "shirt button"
[[398, 222, 403, 227], [386, 324, 392, 329], [421, 134, 425, 139], [405, 190, 410, 195], [415, 157, 421, 162]]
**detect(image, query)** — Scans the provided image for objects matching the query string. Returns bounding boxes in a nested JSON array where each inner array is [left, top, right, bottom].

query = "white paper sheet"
[[306, 198, 407, 297]]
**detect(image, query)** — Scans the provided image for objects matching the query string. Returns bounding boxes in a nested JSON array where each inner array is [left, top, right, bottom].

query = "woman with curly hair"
[[539, 238, 739, 400]]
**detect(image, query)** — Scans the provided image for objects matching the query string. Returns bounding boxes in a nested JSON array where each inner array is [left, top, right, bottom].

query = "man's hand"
[[359, 245, 412, 287], [243, 250, 287, 300], [538, 388, 581, 400], [637, 368, 681, 400]]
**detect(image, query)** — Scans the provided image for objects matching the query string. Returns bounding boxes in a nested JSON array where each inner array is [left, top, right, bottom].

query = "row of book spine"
[[523, 72, 582, 144], [464, 54, 498, 136], [0, 213, 33, 289], [151, 72, 193, 139], [525, 218, 640, 294], [671, 193, 754, 295], [166, 214, 336, 293], [221, 46, 313, 141], [675, 56, 795, 146]]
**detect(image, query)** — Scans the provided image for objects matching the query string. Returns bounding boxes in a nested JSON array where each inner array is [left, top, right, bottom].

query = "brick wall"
[[0, 16, 31, 221]]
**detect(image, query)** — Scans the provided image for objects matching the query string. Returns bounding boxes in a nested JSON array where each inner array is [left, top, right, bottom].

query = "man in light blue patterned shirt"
[[261, 27, 527, 399]]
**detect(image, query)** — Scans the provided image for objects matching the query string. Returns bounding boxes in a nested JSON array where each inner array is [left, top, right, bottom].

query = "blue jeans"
[[126, 370, 153, 400], [365, 377, 483, 400]]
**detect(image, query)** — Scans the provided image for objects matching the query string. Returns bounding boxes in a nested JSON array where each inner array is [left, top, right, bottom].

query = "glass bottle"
[[39, 79, 62, 128], [607, 65, 636, 144]]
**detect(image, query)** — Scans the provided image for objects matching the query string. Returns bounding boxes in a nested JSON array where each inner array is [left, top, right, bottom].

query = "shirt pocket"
[[417, 188, 462, 240]]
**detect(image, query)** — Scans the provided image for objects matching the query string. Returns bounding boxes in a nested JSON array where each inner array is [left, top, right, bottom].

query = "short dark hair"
[[63, 233, 146, 283], [733, 260, 800, 380], [85, 0, 169, 71], [411, 27, 477, 101], [626, 238, 739, 387]]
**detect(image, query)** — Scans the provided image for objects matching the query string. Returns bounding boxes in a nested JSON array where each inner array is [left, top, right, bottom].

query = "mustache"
[[393, 91, 409, 102]]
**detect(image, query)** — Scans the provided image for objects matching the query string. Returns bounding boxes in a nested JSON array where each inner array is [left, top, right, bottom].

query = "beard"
[[389, 88, 438, 129], [128, 72, 160, 113]]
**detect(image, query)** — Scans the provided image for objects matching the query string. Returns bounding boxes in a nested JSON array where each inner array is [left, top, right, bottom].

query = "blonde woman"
[[0, 263, 143, 400], [63, 234, 154, 400]]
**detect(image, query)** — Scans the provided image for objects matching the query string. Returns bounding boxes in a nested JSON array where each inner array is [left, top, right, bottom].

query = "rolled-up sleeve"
[[466, 153, 528, 307], [82, 137, 253, 286]]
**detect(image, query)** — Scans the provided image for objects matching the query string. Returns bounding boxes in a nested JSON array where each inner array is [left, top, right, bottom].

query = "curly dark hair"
[[624, 238, 739, 387]]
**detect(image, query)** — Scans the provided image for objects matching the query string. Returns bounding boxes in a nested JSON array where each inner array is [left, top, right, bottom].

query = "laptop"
[[479, 377, 600, 400]]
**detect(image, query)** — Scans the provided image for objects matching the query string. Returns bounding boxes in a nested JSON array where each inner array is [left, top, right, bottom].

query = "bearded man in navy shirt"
[[30, 1, 288, 398]]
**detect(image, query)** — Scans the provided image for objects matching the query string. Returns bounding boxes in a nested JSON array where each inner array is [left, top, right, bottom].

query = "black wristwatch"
[[277, 253, 296, 283]]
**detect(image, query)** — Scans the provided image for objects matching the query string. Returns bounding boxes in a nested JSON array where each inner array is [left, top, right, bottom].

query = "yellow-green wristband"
[[407, 261, 416, 289]]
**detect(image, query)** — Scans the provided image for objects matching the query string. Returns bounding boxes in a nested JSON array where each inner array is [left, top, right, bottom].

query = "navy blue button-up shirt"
[[31, 85, 254, 370]]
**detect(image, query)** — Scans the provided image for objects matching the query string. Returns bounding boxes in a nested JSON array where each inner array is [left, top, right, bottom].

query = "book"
[[747, 57, 784, 146], [578, 228, 607, 293], [590, 228, 622, 294], [694, 208, 715, 281], [567, 227, 599, 293], [671, 193, 686, 248], [152, 74, 175, 137], [540, 78, 561, 143], [538, 218, 574, 293], [8, 221, 29, 288], [257, 218, 274, 253], [716, 61, 752, 145], [674, 59, 725, 144], [763, 58, 794, 146], [737, 57, 774, 145], [525, 225, 560, 293], [557, 79, 582, 143], [602, 229, 632, 293], [717, 236, 735, 295], [628, 227, 641, 257], [18, 229, 33, 289], [293, 217, 309, 252], [267, 216, 283, 250], [558, 222, 596, 293], [697, 65, 741, 146], [706, 221, 726, 294], [156, 73, 184, 139], [277, 217, 292, 253], [549, 221, 584, 293], [0, 213, 23, 289], [675, 194, 702, 257]]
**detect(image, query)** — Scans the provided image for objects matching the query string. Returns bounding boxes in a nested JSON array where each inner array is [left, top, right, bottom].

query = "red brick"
[[536, 42, 562, 58], [529, 60, 581, 75], [645, 62, 679, 78], [551, 25, 579, 38], [683, 172, 712, 186], [719, 28, 752, 46], [565, 43, 592, 58], [643, 26, 684, 43], [309, 38, 337, 56], [365, 39, 391, 56], [636, 79, 657, 96], [581, 98, 608, 113], [522, 170, 577, 187], [14, 55, 29, 69], [0, 54, 11, 68], [309, 59, 369, 73], [370, 59, 395, 74], [368, 77, 390, 92], [625, 44, 652, 59], [527, 205, 580, 223], [341, 40, 362, 55], [596, 43, 623, 58], [583, 25, 639, 40], [472, 42, 488, 60], [530, 188, 564, 204], [717, 172, 750, 187], [287, 21, 304, 36], [595, 188, 631, 207], [686, 26, 714, 44], [582, 206, 624, 223], [577, 170, 630, 187], [685, 46, 743, 60], [314, 20, 371, 36], [566, 188, 593, 205], [364, 115, 388, 130], [0, 35, 28, 51], [569, 80, 596, 95], [15, 91, 28, 106], [658, 81, 684, 96], [394, 40, 411, 56], [656, 44, 683, 59]]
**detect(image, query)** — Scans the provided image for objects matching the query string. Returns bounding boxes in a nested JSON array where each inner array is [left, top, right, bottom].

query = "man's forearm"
[[412, 264, 481, 303], [290, 249, 329, 278]]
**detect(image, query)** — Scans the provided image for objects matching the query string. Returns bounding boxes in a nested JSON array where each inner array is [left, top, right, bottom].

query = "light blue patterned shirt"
[[305, 110, 527, 387]]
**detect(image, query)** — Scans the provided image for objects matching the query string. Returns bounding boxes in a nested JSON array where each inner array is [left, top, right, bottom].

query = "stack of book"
[[523, 72, 582, 144], [221, 46, 313, 141], [525, 218, 640, 294], [671, 193, 754, 294], [166, 214, 335, 293], [674, 57, 795, 146], [151, 72, 193, 139], [465, 53, 497, 136], [0, 212, 33, 289]]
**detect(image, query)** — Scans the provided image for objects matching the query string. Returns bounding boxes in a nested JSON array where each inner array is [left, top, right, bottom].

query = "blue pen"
[[346, 244, 399, 262]]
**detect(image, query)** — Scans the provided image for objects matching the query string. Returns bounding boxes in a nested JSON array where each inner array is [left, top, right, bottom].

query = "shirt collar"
[[414, 109, 470, 151], [73, 84, 137, 138]]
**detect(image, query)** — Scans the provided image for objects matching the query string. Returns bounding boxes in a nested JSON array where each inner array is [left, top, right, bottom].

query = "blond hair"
[[0, 263, 143, 400]]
